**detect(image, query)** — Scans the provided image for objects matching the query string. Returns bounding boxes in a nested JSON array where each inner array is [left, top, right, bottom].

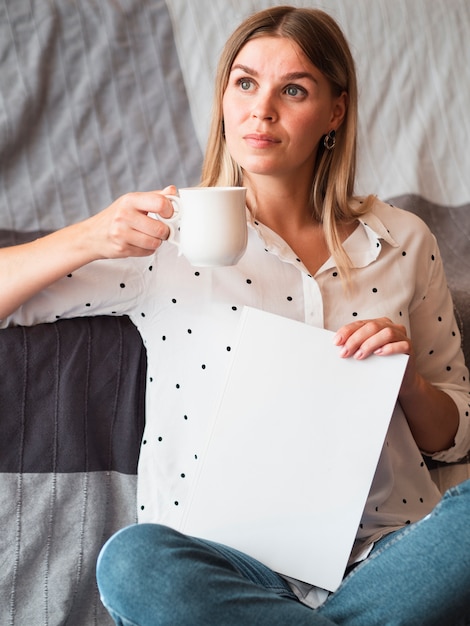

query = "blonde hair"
[[201, 5, 373, 275]]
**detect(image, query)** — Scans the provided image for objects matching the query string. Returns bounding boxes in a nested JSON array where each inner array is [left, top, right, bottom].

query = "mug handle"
[[149, 195, 181, 251]]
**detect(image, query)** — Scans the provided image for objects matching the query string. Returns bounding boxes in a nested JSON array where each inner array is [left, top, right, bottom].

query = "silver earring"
[[323, 130, 336, 150]]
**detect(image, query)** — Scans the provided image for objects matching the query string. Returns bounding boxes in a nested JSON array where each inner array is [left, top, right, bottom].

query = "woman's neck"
[[243, 174, 357, 276], [245, 175, 314, 233]]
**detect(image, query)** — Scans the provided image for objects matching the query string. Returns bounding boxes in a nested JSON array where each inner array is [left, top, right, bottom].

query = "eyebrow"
[[230, 64, 318, 84]]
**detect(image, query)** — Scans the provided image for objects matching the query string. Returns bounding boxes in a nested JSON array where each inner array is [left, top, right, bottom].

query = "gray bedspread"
[[0, 315, 146, 625]]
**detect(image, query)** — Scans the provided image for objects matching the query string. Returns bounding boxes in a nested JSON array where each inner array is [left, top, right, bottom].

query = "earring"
[[323, 130, 336, 150], [222, 120, 225, 138]]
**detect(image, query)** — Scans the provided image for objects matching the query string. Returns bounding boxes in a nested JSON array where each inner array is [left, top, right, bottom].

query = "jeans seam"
[[191, 536, 298, 599], [100, 599, 142, 626]]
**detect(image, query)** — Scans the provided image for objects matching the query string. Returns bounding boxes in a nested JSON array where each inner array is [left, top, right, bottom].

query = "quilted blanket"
[[0, 314, 146, 625]]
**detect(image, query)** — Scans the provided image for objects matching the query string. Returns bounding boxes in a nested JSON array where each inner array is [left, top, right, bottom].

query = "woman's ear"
[[330, 91, 348, 130]]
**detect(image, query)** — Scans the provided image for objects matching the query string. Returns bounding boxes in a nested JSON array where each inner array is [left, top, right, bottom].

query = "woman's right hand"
[[83, 186, 177, 260]]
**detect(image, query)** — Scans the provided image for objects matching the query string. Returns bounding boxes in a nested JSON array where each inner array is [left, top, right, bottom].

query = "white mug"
[[160, 186, 248, 267]]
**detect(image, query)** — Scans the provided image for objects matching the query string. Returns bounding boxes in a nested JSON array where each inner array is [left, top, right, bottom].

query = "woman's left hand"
[[333, 317, 459, 452], [333, 317, 412, 360]]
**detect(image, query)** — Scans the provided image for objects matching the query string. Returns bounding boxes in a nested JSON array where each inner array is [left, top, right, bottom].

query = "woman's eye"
[[238, 79, 253, 91], [285, 85, 305, 97]]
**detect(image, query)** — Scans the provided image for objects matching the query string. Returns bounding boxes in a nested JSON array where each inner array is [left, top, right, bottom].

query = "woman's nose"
[[251, 93, 276, 122]]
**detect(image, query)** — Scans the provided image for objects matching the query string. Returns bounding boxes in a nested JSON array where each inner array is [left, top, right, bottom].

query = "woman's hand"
[[333, 316, 417, 396], [83, 186, 177, 261], [333, 317, 458, 454], [333, 317, 412, 360], [333, 316, 418, 400]]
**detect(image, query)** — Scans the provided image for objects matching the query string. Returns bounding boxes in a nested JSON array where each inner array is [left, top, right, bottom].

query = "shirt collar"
[[247, 211, 304, 267], [247, 205, 399, 274], [337, 211, 399, 270]]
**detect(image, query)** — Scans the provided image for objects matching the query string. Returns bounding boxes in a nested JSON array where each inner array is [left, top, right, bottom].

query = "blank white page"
[[179, 307, 408, 592]]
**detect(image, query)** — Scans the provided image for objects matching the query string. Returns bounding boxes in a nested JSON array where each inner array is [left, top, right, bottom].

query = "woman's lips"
[[243, 133, 281, 148]]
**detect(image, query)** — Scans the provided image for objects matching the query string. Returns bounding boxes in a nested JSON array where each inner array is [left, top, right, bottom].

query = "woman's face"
[[222, 36, 346, 187]]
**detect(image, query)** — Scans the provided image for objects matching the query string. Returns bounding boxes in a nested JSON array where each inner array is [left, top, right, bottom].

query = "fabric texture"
[[0, 316, 146, 473], [0, 316, 146, 626], [0, 0, 202, 232]]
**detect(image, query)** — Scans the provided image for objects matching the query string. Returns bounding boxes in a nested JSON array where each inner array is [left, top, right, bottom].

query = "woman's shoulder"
[[367, 196, 428, 225], [359, 196, 435, 244]]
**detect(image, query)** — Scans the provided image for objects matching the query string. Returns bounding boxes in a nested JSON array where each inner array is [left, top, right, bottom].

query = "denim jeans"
[[96, 479, 470, 625]]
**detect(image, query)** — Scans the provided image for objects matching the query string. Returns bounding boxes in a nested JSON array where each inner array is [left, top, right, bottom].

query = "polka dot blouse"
[[7, 198, 470, 591]]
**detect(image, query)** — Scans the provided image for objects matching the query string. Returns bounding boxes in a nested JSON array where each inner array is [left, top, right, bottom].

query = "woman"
[[2, 6, 470, 625]]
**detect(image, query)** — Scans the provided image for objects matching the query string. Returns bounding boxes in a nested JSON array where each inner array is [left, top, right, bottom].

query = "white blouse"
[[5, 197, 470, 604]]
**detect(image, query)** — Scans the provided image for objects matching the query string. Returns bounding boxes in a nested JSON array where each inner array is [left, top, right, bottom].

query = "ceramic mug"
[[160, 186, 248, 267]]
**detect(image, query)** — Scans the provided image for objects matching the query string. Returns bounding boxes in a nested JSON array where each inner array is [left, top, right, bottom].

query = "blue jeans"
[[96, 479, 470, 625]]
